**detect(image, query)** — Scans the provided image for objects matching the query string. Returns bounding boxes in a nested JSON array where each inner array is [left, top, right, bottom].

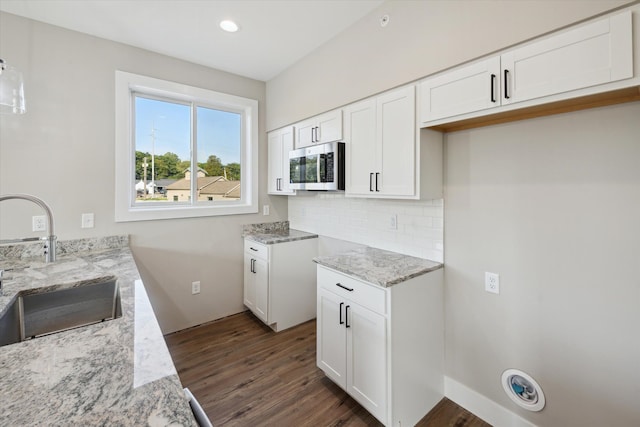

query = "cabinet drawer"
[[244, 239, 269, 260], [318, 266, 387, 315]]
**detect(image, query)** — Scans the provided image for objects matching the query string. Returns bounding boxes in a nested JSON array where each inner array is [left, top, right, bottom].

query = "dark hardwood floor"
[[165, 312, 490, 427]]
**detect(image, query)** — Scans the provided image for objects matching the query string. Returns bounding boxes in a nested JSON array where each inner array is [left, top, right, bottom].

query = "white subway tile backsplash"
[[288, 194, 444, 262]]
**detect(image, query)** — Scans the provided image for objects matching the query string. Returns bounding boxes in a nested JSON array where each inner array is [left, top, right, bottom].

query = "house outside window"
[[115, 71, 258, 221]]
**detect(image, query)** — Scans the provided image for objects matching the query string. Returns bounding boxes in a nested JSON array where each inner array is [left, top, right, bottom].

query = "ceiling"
[[0, 0, 384, 81]]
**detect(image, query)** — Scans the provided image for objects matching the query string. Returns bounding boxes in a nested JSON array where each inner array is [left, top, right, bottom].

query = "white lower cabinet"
[[317, 265, 444, 426], [243, 238, 318, 331]]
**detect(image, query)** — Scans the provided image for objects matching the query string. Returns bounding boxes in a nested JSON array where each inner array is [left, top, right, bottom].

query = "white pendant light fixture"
[[0, 58, 26, 114], [219, 20, 239, 33]]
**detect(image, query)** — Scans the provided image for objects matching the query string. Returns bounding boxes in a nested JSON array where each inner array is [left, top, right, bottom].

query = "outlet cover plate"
[[485, 272, 500, 294], [32, 215, 46, 232]]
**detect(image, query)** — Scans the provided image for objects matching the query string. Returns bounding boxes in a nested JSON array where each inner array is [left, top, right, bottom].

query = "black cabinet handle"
[[339, 302, 344, 325], [504, 69, 510, 99], [250, 258, 255, 273], [490, 74, 496, 103], [336, 283, 354, 292], [369, 173, 374, 192], [345, 305, 351, 328], [375, 172, 380, 192], [315, 126, 320, 142]]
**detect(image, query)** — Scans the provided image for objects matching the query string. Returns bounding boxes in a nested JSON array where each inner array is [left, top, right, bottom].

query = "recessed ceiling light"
[[220, 20, 239, 33]]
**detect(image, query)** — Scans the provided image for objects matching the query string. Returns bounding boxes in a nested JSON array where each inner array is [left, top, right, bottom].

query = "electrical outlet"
[[390, 214, 398, 230], [32, 215, 46, 232], [81, 213, 94, 228], [263, 205, 270, 216], [485, 272, 500, 294], [191, 281, 201, 295]]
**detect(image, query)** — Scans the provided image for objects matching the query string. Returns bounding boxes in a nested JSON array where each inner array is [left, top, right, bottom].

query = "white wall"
[[0, 12, 288, 333], [267, 0, 639, 425], [445, 102, 640, 426]]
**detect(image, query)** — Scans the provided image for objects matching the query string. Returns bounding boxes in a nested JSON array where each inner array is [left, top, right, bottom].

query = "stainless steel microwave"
[[289, 141, 345, 191]]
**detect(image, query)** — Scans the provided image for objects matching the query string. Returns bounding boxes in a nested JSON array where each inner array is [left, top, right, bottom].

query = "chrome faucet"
[[0, 194, 57, 263]]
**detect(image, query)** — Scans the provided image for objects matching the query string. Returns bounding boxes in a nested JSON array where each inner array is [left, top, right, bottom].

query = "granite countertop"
[[245, 229, 318, 245], [0, 236, 196, 426], [313, 246, 443, 288], [242, 220, 318, 245]]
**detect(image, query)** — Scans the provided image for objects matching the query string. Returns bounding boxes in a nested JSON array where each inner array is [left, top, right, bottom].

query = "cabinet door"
[[317, 288, 348, 389], [344, 98, 376, 196], [377, 85, 416, 197], [295, 118, 316, 148], [267, 131, 283, 194], [347, 301, 388, 423], [317, 109, 343, 144], [420, 56, 501, 123], [268, 127, 295, 195], [253, 257, 269, 323], [501, 11, 632, 105], [243, 252, 256, 312]]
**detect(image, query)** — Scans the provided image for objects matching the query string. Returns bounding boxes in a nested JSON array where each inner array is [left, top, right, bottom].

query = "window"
[[115, 71, 258, 221]]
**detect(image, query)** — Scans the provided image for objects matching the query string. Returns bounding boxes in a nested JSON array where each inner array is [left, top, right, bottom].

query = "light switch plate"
[[81, 213, 95, 228]]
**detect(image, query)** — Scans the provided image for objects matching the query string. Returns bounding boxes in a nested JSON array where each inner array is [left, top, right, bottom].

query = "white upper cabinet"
[[420, 56, 501, 122], [377, 86, 417, 197], [267, 126, 295, 195], [501, 10, 632, 105], [294, 109, 343, 148], [420, 9, 635, 127], [345, 85, 417, 198], [343, 98, 377, 195]]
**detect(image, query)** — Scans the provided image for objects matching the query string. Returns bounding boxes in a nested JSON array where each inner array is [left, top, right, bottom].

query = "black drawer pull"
[[250, 247, 258, 251], [336, 283, 354, 292]]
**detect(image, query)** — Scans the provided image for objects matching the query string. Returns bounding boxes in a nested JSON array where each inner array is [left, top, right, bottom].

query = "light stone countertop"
[[313, 246, 443, 287], [0, 237, 197, 426], [244, 228, 318, 245]]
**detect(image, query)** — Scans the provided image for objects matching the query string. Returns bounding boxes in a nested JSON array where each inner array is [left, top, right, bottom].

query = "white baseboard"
[[444, 376, 536, 427]]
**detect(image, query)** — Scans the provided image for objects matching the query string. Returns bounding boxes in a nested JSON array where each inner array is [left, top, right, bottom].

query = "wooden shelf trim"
[[427, 86, 640, 133]]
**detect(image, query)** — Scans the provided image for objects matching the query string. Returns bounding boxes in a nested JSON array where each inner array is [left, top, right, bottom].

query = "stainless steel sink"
[[0, 277, 122, 347]]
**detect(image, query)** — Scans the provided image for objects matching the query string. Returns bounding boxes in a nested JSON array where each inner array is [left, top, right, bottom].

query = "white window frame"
[[115, 71, 258, 221]]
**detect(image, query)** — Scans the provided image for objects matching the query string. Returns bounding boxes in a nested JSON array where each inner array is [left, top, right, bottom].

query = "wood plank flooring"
[[165, 312, 491, 427]]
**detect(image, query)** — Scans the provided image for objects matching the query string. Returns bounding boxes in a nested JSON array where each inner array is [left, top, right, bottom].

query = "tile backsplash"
[[288, 193, 443, 262]]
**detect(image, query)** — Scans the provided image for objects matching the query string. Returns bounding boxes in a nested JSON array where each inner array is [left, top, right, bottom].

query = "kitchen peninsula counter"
[[0, 236, 196, 426], [314, 246, 443, 287]]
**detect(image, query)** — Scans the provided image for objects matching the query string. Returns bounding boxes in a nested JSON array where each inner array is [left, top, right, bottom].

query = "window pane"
[[196, 106, 242, 202], [134, 95, 191, 203]]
